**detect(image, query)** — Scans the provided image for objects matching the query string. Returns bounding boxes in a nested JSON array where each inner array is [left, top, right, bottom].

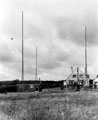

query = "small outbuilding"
[[17, 81, 42, 92]]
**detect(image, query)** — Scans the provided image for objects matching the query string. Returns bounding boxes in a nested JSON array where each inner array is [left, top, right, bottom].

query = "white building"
[[66, 67, 90, 86]]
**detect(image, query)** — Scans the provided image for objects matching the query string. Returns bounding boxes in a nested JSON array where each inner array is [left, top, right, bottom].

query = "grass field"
[[0, 89, 98, 120]]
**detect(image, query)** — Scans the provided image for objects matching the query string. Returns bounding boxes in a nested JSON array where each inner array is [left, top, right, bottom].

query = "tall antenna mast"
[[35, 46, 38, 80], [21, 11, 24, 89], [85, 26, 87, 84]]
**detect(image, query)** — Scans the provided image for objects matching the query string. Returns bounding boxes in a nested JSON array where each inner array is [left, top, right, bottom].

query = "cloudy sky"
[[0, 0, 98, 81]]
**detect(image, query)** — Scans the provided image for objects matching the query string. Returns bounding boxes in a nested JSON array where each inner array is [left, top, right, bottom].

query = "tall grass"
[[0, 91, 98, 120]]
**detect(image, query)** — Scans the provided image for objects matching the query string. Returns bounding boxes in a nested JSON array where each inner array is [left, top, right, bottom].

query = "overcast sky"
[[0, 0, 98, 81]]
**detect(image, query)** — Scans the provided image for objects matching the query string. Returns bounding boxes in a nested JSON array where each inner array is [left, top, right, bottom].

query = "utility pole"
[[21, 11, 24, 91]]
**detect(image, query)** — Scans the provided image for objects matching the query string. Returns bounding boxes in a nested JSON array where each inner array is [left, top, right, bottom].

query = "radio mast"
[[21, 11, 24, 90], [35, 46, 38, 80], [85, 26, 88, 85]]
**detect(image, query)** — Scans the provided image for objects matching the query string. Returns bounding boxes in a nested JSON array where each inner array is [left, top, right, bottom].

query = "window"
[[30, 84, 34, 88]]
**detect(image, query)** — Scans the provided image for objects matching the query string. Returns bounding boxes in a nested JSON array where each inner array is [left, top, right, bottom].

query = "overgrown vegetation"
[[0, 90, 98, 120]]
